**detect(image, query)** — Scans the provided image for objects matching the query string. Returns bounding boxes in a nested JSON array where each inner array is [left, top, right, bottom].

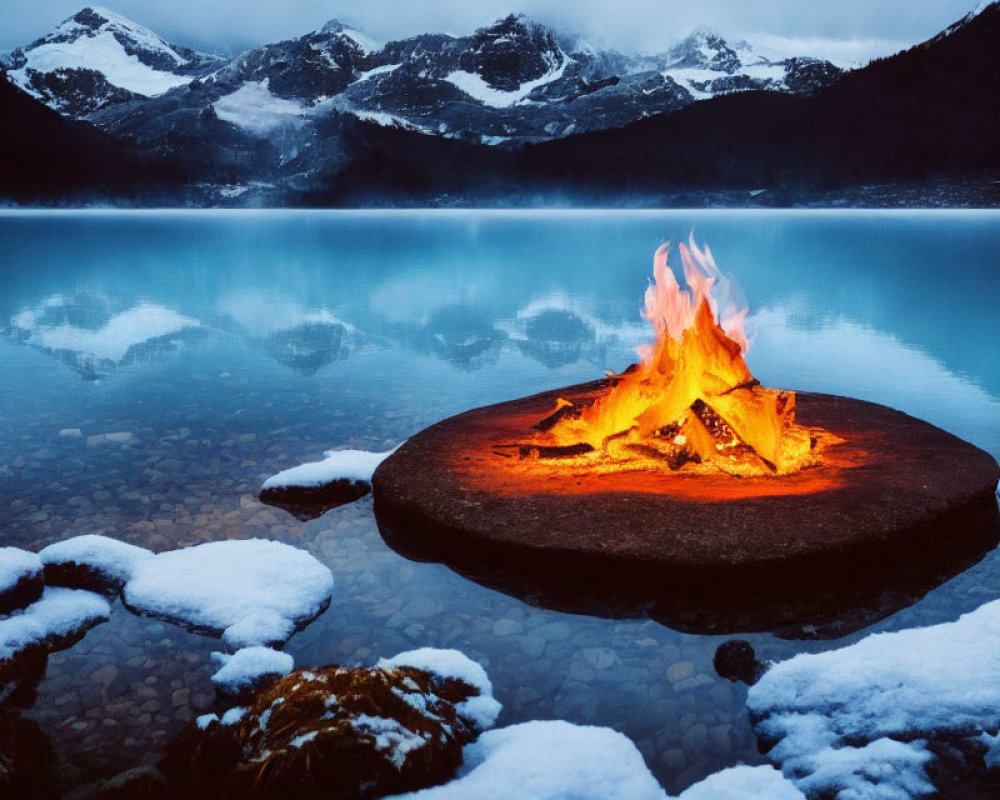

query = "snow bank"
[[388, 720, 665, 800], [211, 646, 294, 693], [388, 719, 802, 800], [122, 539, 333, 647], [379, 647, 502, 730], [0, 587, 110, 660], [40, 534, 152, 585], [748, 598, 1000, 799], [214, 80, 306, 136], [0, 547, 42, 595], [261, 448, 394, 490], [677, 764, 804, 800]]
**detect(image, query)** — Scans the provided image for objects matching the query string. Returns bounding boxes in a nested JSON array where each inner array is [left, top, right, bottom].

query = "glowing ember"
[[534, 240, 838, 477]]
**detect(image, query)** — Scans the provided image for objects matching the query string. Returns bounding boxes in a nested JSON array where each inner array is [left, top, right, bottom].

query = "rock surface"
[[259, 478, 373, 520], [373, 384, 1000, 632]]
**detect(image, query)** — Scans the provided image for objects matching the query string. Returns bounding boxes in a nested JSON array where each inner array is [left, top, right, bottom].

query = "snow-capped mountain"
[[6, 6, 225, 116], [924, 0, 999, 44], [3, 2, 996, 207], [661, 28, 843, 99], [0, 7, 851, 203], [7, 10, 843, 144]]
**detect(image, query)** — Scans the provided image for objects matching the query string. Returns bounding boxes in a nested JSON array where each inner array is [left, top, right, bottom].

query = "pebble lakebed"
[[3, 363, 998, 797]]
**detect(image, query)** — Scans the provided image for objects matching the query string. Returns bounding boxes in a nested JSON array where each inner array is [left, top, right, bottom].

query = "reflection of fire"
[[518, 241, 839, 477]]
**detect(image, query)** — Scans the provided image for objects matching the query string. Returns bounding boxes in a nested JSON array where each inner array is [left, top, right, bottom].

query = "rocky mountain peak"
[[315, 19, 381, 54], [6, 5, 224, 117], [70, 7, 111, 30], [666, 27, 742, 74], [320, 19, 349, 35], [460, 13, 565, 91]]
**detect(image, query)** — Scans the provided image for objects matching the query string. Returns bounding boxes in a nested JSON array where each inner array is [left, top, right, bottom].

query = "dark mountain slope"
[[512, 3, 1000, 197], [0, 77, 178, 204], [307, 4, 999, 205]]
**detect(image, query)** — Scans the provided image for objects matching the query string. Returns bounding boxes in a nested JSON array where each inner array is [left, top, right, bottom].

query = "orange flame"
[[543, 240, 833, 476]]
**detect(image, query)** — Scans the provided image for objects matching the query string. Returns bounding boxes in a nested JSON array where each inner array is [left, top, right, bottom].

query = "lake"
[[1, 209, 998, 793]]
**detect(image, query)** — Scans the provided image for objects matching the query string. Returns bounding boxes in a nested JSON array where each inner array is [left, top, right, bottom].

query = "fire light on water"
[[533, 240, 839, 477]]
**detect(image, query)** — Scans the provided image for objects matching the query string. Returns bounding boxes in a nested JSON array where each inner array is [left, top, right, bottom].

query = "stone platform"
[[372, 382, 1000, 633]]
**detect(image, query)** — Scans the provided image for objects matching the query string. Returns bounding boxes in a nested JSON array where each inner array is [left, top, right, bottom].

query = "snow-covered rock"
[[259, 447, 395, 519], [378, 647, 503, 730], [262, 448, 393, 490], [210, 646, 294, 695], [0, 548, 43, 615], [163, 648, 500, 800], [748, 597, 1000, 799], [0, 587, 110, 661], [388, 720, 665, 800], [122, 539, 333, 647], [40, 533, 152, 592]]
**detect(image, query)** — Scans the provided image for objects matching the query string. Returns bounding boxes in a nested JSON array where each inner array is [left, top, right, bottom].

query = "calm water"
[[1, 210, 999, 793]]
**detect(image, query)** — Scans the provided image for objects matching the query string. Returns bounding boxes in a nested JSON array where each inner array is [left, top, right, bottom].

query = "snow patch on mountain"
[[352, 63, 403, 83], [349, 108, 430, 133], [85, 6, 189, 64], [213, 80, 307, 136], [446, 53, 570, 108], [9, 30, 190, 98]]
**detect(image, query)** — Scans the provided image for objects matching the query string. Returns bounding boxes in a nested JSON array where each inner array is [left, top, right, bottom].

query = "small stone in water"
[[666, 661, 696, 684], [90, 665, 118, 688], [713, 639, 763, 685], [492, 618, 522, 637]]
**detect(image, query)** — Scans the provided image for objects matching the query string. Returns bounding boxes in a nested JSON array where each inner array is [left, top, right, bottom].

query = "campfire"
[[371, 239, 1000, 632], [504, 240, 839, 478]]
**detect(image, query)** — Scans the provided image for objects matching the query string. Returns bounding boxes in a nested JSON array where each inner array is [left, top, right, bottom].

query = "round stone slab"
[[372, 382, 1000, 628]]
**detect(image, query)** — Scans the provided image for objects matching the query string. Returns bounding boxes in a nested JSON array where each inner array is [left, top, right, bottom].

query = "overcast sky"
[[1, 1, 985, 63]]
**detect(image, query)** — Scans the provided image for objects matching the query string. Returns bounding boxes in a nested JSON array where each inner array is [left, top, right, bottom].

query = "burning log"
[[532, 241, 835, 477], [532, 398, 590, 432], [492, 443, 595, 460]]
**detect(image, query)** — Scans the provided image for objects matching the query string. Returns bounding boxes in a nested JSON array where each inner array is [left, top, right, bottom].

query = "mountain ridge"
[[1, 3, 997, 207]]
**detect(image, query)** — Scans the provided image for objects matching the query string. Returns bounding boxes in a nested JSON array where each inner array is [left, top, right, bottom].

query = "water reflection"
[[261, 321, 354, 376], [378, 501, 1000, 639], [747, 307, 1000, 455], [9, 293, 204, 380], [7, 280, 1000, 470], [422, 306, 507, 371]]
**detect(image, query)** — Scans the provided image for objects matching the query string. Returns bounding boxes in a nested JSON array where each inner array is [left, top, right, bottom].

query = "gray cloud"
[[1, 0, 982, 61]]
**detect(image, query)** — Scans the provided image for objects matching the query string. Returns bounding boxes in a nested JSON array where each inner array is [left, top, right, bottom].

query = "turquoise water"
[[1, 210, 998, 791]]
